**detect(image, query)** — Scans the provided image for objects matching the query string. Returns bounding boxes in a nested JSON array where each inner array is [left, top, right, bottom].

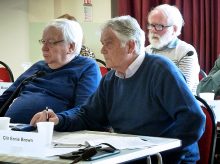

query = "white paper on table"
[[53, 133, 156, 150], [85, 136, 156, 149]]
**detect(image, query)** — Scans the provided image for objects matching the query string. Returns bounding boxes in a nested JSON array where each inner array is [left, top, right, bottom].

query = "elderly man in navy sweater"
[[31, 15, 205, 163], [0, 19, 101, 123]]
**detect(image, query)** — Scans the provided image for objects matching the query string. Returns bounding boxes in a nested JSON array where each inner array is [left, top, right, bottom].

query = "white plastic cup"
[[0, 117, 10, 130], [37, 122, 54, 147], [199, 92, 215, 101]]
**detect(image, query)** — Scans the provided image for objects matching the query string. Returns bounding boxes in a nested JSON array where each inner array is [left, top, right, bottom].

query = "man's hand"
[[30, 108, 59, 126]]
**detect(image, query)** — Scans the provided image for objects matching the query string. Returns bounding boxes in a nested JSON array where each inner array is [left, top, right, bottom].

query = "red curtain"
[[117, 0, 220, 73]]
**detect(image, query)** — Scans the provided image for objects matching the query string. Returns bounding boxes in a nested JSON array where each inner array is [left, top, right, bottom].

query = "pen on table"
[[46, 106, 49, 121], [53, 143, 101, 149], [53, 143, 87, 148]]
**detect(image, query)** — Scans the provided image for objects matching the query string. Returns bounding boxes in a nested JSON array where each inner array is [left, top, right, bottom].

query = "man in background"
[[197, 56, 220, 99], [145, 4, 200, 93], [31, 15, 205, 163]]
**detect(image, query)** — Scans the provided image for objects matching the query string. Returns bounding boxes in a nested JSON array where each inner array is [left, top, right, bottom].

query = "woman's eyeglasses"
[[39, 39, 64, 47]]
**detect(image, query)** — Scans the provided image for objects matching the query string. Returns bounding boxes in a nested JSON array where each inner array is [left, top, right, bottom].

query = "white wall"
[[28, 0, 111, 64], [56, 0, 111, 60], [0, 0, 111, 79], [0, 0, 29, 79]]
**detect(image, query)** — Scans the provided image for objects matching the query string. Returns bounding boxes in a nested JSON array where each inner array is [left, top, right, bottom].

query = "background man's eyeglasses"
[[39, 39, 64, 47], [147, 24, 172, 31]]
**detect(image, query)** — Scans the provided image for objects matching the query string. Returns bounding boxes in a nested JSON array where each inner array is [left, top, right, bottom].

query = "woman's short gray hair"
[[101, 15, 145, 55], [152, 4, 184, 36], [45, 18, 83, 54]]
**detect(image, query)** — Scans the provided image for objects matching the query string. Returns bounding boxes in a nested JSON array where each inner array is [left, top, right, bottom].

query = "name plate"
[[0, 130, 46, 156], [0, 82, 12, 95]]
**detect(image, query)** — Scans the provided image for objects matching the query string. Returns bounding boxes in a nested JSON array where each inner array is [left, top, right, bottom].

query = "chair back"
[[199, 69, 207, 81], [95, 59, 110, 76], [195, 95, 217, 164], [0, 61, 14, 82]]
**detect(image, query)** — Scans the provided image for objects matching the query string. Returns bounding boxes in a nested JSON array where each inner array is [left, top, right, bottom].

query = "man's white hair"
[[152, 4, 184, 36]]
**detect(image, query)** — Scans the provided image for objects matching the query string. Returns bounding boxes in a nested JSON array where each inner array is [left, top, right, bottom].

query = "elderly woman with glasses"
[[145, 4, 200, 94], [0, 19, 101, 123]]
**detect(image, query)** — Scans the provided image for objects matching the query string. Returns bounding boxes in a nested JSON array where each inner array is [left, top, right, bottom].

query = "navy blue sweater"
[[1, 56, 101, 123], [55, 54, 205, 163]]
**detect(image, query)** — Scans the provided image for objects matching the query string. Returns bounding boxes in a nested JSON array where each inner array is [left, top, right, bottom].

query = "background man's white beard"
[[148, 31, 174, 50], [149, 36, 174, 49], [150, 39, 167, 49]]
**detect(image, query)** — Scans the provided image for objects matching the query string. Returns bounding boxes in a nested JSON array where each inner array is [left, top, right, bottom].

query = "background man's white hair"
[[153, 4, 184, 36]]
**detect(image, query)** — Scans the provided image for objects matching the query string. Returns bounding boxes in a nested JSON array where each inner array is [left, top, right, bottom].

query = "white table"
[[0, 130, 181, 164]]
